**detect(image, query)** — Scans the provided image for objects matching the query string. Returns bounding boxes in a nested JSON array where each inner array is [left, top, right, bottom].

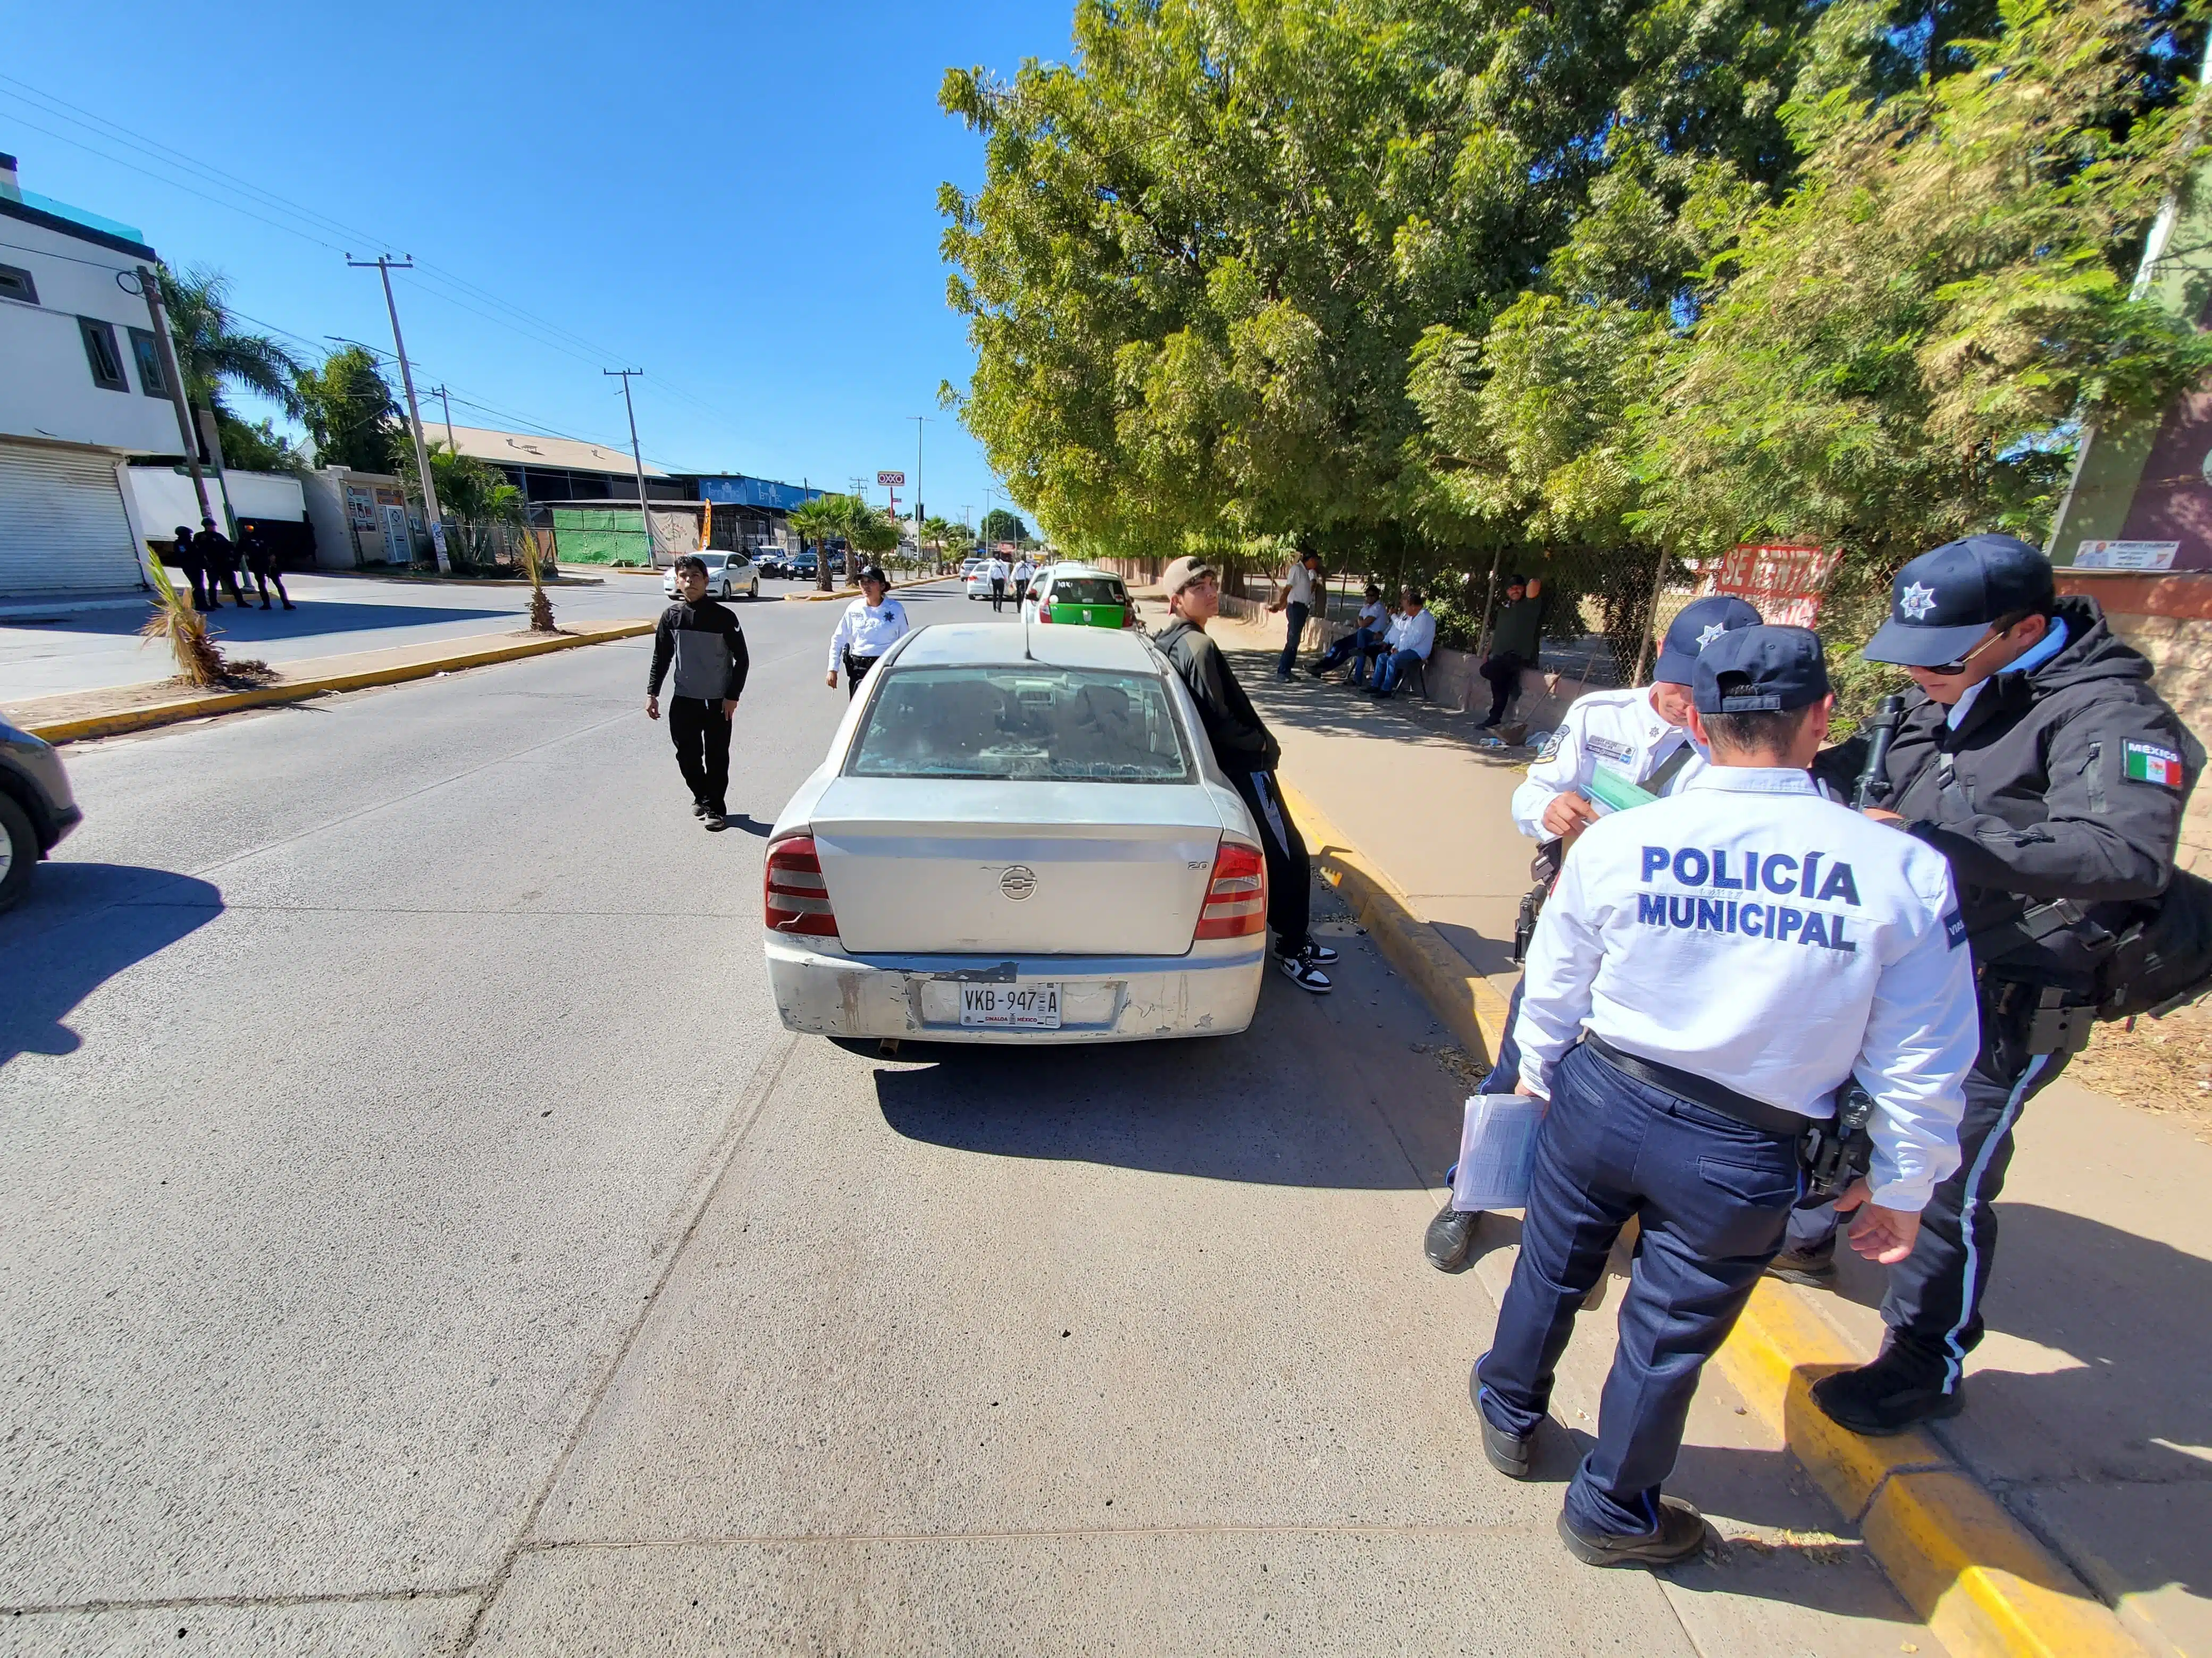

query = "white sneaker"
[[1279, 953, 1333, 994]]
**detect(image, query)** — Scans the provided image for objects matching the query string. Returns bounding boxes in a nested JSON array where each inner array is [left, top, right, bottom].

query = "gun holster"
[[1799, 1081, 1876, 1203], [1984, 977, 2097, 1060], [1512, 838, 1567, 965]]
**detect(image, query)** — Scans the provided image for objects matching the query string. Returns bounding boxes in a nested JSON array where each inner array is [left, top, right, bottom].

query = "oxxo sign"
[[876, 471, 906, 487]]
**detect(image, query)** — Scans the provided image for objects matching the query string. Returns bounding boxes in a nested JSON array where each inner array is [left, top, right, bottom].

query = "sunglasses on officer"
[[1918, 610, 2039, 677]]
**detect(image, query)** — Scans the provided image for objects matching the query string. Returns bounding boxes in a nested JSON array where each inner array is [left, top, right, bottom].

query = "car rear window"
[[1046, 578, 1125, 606], [849, 667, 1191, 782]]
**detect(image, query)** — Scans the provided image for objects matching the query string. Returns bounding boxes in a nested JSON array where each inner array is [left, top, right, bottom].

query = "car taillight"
[[1194, 841, 1267, 939], [765, 836, 840, 938], [1035, 604, 1052, 622]]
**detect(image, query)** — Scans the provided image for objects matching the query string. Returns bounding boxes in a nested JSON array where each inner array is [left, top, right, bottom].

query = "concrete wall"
[[0, 214, 179, 458]]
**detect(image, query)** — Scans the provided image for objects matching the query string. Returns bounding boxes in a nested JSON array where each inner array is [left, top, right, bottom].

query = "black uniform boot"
[[1424, 1200, 1479, 1271], [1810, 1342, 1964, 1436]]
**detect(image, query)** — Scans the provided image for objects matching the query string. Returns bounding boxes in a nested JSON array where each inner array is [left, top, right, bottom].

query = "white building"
[[0, 153, 184, 597]]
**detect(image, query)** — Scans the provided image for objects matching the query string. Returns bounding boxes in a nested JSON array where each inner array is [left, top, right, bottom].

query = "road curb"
[[21, 620, 657, 745], [786, 575, 960, 602], [1274, 778, 1513, 1065], [1273, 770, 2142, 1658]]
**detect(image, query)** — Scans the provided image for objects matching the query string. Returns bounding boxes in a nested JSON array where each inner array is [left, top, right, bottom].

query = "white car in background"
[[763, 623, 1267, 1042], [962, 558, 992, 601], [660, 551, 760, 601]]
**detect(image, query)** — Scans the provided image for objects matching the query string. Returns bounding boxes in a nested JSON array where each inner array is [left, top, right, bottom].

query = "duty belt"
[[1581, 1032, 1805, 1137]]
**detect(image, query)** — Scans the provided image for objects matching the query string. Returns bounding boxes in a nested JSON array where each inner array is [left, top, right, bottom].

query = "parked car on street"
[[660, 551, 760, 601], [1020, 563, 1136, 629], [0, 719, 81, 912], [764, 623, 1267, 1043], [962, 559, 994, 601]]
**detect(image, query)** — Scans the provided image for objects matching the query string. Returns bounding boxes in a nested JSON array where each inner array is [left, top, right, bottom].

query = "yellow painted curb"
[[1273, 774, 2142, 1658], [23, 620, 656, 745], [1274, 775, 1514, 1068], [1712, 1281, 2142, 1658]]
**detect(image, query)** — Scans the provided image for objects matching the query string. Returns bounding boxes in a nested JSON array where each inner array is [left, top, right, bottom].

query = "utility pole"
[[348, 255, 447, 571], [604, 369, 658, 567], [135, 264, 216, 556], [429, 383, 457, 452]]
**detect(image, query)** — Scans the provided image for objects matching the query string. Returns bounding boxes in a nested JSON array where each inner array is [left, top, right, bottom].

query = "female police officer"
[[825, 566, 912, 697], [1474, 626, 1977, 1567]]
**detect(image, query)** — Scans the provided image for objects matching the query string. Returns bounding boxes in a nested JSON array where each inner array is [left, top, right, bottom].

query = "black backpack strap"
[[1643, 736, 1697, 796]]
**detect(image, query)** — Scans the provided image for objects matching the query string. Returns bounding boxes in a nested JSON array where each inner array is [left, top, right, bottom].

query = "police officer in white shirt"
[[826, 566, 912, 697], [1011, 553, 1035, 601], [1426, 595, 1764, 1272], [1473, 626, 1976, 1569], [986, 552, 1012, 612]]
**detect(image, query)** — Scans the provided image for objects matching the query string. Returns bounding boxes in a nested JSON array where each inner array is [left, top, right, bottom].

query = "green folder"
[[1583, 764, 1658, 815]]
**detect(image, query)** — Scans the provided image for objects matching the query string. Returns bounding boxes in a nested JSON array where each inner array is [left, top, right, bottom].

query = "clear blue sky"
[[4, 1, 1068, 529]]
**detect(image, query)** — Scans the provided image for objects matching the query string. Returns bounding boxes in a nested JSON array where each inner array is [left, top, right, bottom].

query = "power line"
[[0, 74, 762, 434]]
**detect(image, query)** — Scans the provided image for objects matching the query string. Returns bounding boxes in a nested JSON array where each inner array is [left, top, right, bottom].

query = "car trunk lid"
[[809, 779, 1224, 955]]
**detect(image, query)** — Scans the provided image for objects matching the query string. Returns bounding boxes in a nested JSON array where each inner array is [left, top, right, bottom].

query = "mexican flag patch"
[[2124, 740, 2184, 788]]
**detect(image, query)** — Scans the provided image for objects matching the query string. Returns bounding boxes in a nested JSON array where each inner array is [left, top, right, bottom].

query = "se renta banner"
[[1711, 543, 1841, 630]]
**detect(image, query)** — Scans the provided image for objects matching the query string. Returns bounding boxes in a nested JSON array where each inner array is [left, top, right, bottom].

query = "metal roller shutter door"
[[0, 443, 145, 596]]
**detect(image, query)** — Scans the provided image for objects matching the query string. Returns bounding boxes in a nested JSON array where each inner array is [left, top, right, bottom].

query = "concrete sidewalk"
[[1206, 607, 2212, 1658]]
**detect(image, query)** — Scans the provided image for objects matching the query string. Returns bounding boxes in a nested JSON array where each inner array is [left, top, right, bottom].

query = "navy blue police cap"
[[1864, 534, 2056, 668], [1653, 594, 1763, 684], [1692, 625, 1830, 714]]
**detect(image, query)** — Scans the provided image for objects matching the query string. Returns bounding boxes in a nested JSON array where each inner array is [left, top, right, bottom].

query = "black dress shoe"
[[1424, 1200, 1478, 1271], [1765, 1238, 1837, 1286], [1559, 1497, 1708, 1568], [1481, 1415, 1534, 1479], [1811, 1347, 1964, 1436]]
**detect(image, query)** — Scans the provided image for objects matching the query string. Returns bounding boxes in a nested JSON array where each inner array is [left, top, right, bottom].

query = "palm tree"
[[786, 495, 845, 593], [837, 496, 900, 587], [157, 265, 305, 478]]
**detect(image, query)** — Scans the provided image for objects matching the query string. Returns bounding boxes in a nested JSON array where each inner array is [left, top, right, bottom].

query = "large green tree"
[[298, 346, 403, 474], [940, 0, 1811, 567]]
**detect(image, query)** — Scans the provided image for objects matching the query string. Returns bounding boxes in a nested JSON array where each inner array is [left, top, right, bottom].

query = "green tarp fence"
[[548, 506, 652, 566]]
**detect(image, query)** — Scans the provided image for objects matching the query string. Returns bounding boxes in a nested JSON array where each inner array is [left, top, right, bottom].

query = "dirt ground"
[[2067, 997, 2212, 1141]]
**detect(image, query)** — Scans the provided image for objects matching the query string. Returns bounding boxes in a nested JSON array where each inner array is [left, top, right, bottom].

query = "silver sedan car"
[[764, 623, 1267, 1042]]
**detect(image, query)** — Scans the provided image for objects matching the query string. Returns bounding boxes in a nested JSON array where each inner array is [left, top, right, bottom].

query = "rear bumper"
[[764, 935, 1265, 1042]]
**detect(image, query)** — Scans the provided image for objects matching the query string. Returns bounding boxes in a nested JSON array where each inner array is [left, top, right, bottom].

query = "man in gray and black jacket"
[[1153, 555, 1334, 993], [1799, 534, 2200, 1434], [647, 555, 750, 831]]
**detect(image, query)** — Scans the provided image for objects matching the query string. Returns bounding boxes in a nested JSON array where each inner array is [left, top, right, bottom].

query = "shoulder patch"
[[1537, 729, 1565, 762], [2124, 740, 2185, 788], [1943, 908, 1967, 950]]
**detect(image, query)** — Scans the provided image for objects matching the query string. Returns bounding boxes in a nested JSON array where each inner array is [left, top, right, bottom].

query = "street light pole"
[[135, 265, 214, 541], [429, 383, 457, 452], [604, 369, 658, 567], [347, 255, 447, 571], [909, 415, 929, 536]]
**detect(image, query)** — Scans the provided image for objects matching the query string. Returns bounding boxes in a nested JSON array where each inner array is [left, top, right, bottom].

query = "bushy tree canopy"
[[942, 0, 2209, 596]]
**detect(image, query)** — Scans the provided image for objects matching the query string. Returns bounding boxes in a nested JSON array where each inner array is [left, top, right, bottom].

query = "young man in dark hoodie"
[[646, 554, 750, 831], [1796, 534, 2201, 1435], [1153, 555, 1334, 992]]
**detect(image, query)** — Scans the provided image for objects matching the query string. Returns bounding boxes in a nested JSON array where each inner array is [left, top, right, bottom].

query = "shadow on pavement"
[[5, 597, 512, 642], [0, 865, 223, 1066]]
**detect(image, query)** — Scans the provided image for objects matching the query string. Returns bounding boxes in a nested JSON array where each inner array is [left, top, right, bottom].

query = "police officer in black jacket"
[[1799, 534, 2200, 1435]]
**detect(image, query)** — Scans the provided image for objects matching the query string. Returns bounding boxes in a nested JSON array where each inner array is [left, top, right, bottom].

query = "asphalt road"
[[0, 584, 1936, 1655]]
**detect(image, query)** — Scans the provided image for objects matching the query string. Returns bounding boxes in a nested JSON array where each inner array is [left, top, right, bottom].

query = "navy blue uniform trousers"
[[1476, 1040, 1800, 1537]]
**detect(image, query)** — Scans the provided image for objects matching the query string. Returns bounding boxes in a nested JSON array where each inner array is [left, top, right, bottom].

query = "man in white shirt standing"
[[986, 551, 1012, 612], [1011, 552, 1036, 607], [1472, 626, 1975, 1568], [1367, 586, 1435, 700], [1267, 549, 1322, 680], [826, 566, 912, 698]]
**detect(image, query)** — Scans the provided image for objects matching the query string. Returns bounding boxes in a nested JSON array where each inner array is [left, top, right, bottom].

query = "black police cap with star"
[[1864, 534, 2056, 668], [1654, 594, 1763, 684], [1692, 625, 1830, 714]]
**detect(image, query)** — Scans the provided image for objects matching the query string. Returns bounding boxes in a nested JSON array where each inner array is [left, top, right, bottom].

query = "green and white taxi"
[[1021, 563, 1137, 630]]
